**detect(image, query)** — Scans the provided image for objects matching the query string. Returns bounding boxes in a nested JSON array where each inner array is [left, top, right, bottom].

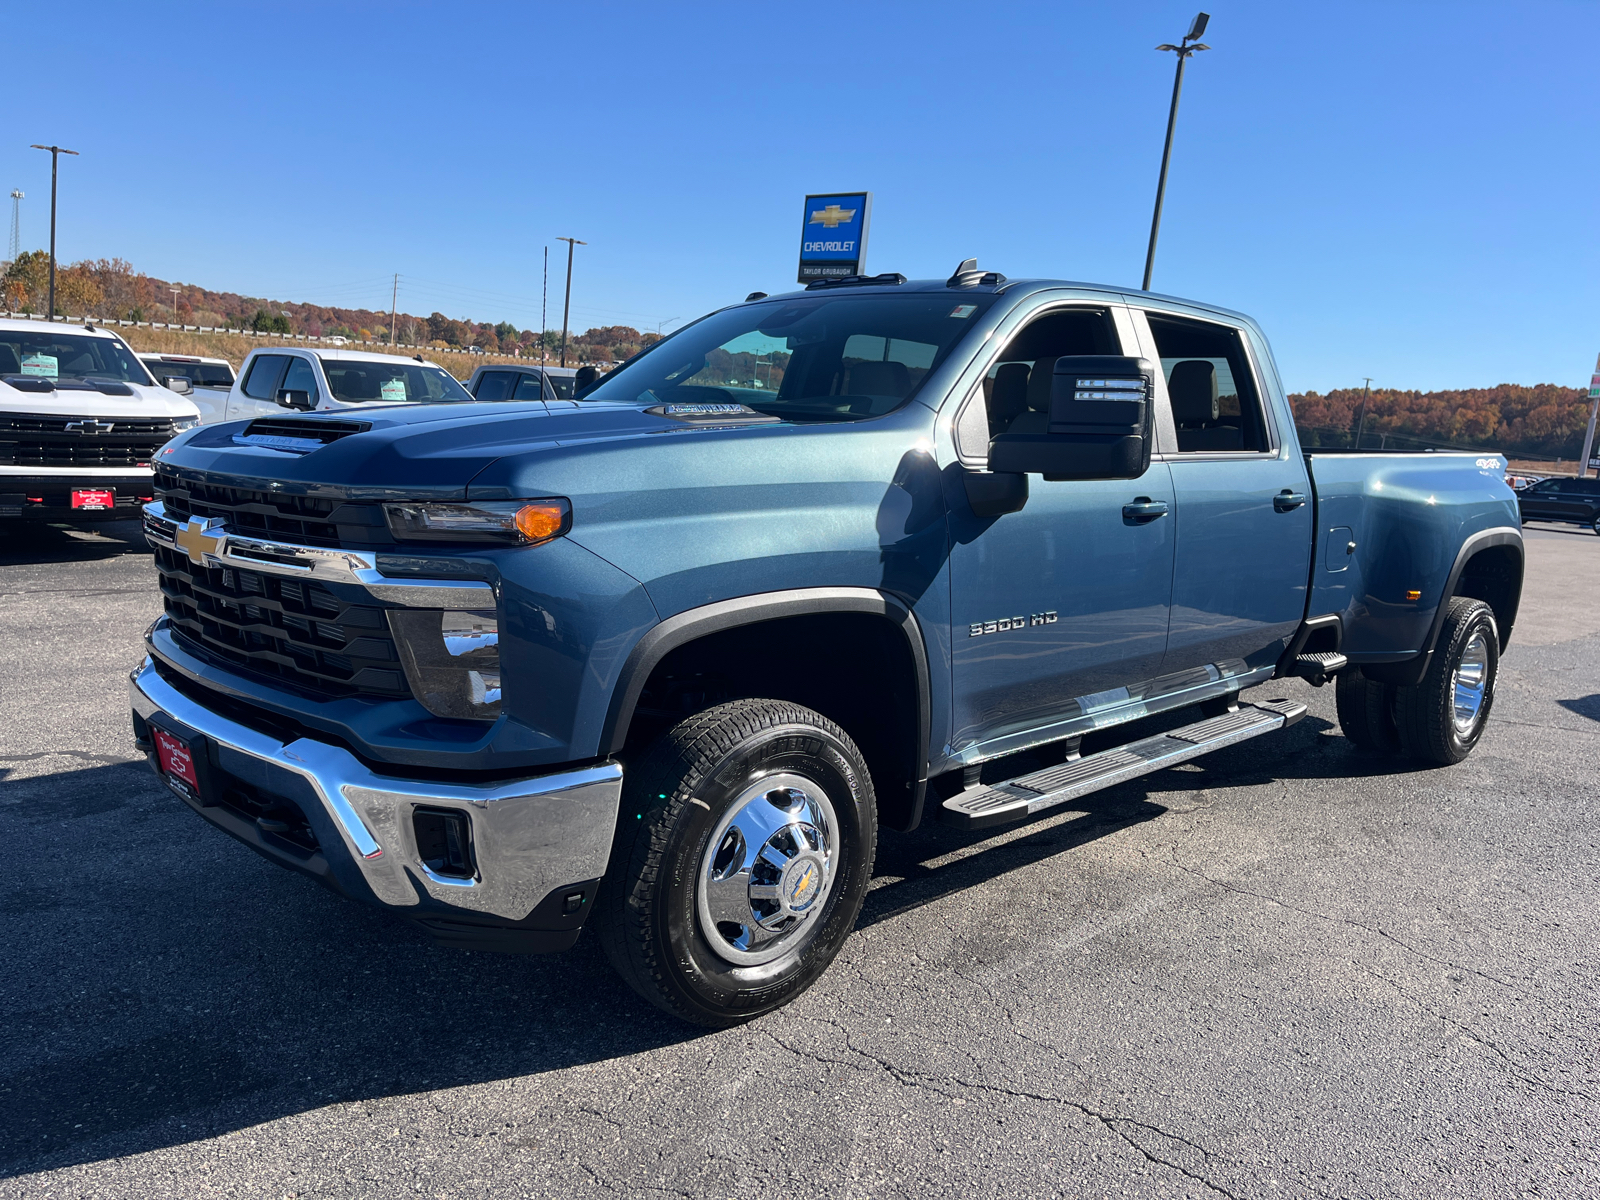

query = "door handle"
[[1122, 498, 1169, 524], [1273, 490, 1307, 512]]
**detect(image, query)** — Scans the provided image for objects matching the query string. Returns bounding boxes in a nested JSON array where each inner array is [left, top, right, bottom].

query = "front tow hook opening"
[[413, 806, 477, 881]]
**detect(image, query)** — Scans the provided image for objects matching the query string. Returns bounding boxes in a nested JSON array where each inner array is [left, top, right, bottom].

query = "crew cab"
[[129, 267, 1523, 1025], [1, 318, 201, 523], [220, 346, 473, 422], [138, 353, 236, 424]]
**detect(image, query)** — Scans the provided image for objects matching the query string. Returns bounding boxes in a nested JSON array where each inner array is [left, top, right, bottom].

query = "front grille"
[[155, 544, 410, 700], [0, 412, 176, 467], [155, 468, 393, 548]]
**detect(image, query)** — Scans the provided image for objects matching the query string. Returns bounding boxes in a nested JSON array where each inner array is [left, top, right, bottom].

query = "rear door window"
[[473, 370, 517, 400], [1145, 314, 1270, 453], [242, 354, 291, 400], [512, 372, 547, 400]]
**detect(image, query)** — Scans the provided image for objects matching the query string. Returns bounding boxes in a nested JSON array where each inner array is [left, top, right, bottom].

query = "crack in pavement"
[[1365, 970, 1598, 1105], [760, 1019, 1260, 1200], [1158, 851, 1531, 995]]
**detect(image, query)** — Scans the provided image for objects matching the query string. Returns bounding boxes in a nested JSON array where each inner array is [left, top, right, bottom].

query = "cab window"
[[981, 308, 1120, 441], [281, 357, 319, 403], [242, 355, 291, 400], [512, 373, 547, 400], [1146, 314, 1270, 453], [474, 370, 518, 401]]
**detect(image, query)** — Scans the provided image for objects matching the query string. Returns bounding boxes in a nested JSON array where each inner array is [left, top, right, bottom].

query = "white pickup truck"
[[0, 318, 201, 523]]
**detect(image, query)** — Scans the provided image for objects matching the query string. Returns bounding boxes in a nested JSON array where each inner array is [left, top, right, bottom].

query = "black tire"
[[1335, 671, 1400, 752], [1394, 597, 1498, 765], [1591, 513, 1600, 536], [597, 699, 877, 1027]]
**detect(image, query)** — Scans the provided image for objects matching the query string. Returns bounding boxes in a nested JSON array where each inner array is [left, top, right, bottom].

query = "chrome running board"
[[940, 698, 1307, 831]]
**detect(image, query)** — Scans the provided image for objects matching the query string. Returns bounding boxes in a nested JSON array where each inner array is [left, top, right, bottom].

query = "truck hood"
[[0, 378, 201, 419], [156, 399, 785, 499]]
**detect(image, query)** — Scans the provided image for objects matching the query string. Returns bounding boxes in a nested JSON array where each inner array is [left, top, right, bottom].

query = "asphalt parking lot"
[[2, 519, 1598, 1199]]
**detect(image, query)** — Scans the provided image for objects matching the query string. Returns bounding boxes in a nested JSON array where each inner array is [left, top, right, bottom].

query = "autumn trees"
[[1289, 384, 1592, 459]]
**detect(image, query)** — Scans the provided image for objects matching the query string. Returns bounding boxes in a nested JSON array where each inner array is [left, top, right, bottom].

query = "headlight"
[[383, 499, 569, 544], [169, 416, 201, 435], [388, 608, 502, 720]]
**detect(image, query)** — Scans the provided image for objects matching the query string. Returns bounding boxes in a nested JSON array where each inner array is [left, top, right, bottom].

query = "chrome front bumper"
[[130, 658, 622, 923]]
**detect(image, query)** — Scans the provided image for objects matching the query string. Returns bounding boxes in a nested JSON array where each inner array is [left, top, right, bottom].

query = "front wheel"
[[1591, 513, 1600, 536], [1395, 597, 1499, 765], [596, 699, 877, 1026]]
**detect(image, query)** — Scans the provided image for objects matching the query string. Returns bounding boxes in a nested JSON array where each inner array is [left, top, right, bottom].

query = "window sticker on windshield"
[[21, 353, 58, 378], [380, 379, 407, 401], [948, 304, 977, 319]]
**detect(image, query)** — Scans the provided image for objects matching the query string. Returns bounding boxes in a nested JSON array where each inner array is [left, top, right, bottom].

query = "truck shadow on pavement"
[[0, 518, 151, 565], [0, 714, 1422, 1179]]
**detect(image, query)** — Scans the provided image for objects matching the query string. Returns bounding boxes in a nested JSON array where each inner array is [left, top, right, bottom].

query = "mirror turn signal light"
[[1404, 589, 1422, 601]]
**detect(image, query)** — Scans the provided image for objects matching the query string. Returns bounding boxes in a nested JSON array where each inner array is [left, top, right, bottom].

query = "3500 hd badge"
[[969, 611, 1057, 637]]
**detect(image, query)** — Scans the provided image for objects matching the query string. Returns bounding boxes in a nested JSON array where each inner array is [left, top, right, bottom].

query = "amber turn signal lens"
[[1404, 589, 1422, 601], [514, 502, 567, 543]]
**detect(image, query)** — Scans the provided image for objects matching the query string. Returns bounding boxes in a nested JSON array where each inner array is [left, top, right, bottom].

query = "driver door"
[[947, 303, 1176, 763]]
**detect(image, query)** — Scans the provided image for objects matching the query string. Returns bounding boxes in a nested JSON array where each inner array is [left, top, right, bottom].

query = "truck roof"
[[748, 275, 1260, 331], [0, 316, 125, 338]]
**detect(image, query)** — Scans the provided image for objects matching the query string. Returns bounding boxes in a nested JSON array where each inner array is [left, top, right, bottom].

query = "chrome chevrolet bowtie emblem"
[[807, 204, 856, 229], [65, 419, 115, 434], [174, 516, 227, 566]]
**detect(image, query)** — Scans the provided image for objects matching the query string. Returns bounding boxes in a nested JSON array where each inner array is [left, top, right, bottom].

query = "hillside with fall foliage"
[[1289, 385, 1591, 460], [0, 253, 657, 364]]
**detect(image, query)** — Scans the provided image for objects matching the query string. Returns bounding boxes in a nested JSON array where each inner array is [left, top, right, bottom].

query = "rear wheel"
[[597, 699, 877, 1027], [1591, 513, 1600, 536], [1335, 672, 1400, 752], [1395, 597, 1498, 765]]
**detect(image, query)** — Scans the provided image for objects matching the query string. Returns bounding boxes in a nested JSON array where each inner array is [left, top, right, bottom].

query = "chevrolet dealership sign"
[[798, 192, 872, 283]]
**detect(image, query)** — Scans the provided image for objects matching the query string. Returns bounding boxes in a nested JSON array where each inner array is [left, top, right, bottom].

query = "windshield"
[[582, 292, 999, 420], [0, 331, 152, 384], [145, 359, 234, 386], [320, 358, 474, 404]]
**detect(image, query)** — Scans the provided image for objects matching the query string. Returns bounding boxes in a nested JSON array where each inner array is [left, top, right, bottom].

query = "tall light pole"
[[1141, 14, 1210, 292], [29, 144, 79, 321], [389, 273, 399, 346], [1354, 377, 1374, 448], [8, 190, 21, 261], [556, 236, 585, 368], [170, 286, 181, 323], [541, 245, 549, 365]]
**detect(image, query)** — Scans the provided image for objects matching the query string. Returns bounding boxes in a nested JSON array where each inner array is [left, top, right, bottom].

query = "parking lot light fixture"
[[557, 237, 585, 368], [29, 143, 78, 321], [1141, 15, 1209, 292]]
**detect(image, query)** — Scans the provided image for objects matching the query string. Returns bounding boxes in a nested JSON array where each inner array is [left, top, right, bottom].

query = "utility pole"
[[389, 273, 399, 346], [1578, 351, 1600, 479], [1142, 15, 1210, 292], [7, 190, 21, 261], [29, 144, 78, 321], [541, 245, 548, 365], [1354, 377, 1373, 448], [556, 237, 585, 368], [170, 286, 181, 323]]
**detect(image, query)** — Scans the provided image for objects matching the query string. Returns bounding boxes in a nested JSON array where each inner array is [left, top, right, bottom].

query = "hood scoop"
[[644, 402, 779, 424], [2, 376, 137, 396], [233, 417, 373, 454]]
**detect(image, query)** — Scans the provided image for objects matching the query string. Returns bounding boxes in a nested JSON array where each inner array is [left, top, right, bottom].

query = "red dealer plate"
[[72, 489, 115, 510], [154, 727, 202, 802]]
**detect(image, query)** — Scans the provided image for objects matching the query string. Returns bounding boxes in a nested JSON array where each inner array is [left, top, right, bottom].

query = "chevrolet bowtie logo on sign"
[[64, 419, 116, 434], [174, 516, 228, 566], [797, 191, 872, 284], [808, 204, 857, 229]]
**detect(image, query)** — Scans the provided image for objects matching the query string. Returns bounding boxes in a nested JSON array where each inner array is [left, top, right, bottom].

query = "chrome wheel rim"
[[1451, 629, 1490, 736], [695, 772, 839, 967]]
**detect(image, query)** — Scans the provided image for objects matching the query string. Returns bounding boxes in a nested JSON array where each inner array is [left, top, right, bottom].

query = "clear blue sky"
[[5, 1, 1596, 392]]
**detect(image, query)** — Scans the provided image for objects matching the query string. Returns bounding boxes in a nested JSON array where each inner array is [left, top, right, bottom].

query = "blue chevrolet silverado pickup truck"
[[130, 265, 1523, 1025]]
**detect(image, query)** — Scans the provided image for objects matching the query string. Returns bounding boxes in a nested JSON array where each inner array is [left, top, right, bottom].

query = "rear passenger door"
[[1129, 307, 1313, 680]]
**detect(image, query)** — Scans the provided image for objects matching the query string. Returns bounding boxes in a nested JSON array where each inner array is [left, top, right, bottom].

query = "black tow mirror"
[[161, 375, 194, 396], [276, 388, 315, 411], [988, 356, 1154, 481]]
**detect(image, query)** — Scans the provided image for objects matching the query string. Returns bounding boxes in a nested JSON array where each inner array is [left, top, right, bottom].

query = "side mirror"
[[988, 356, 1154, 481], [162, 375, 194, 395], [275, 388, 315, 411]]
